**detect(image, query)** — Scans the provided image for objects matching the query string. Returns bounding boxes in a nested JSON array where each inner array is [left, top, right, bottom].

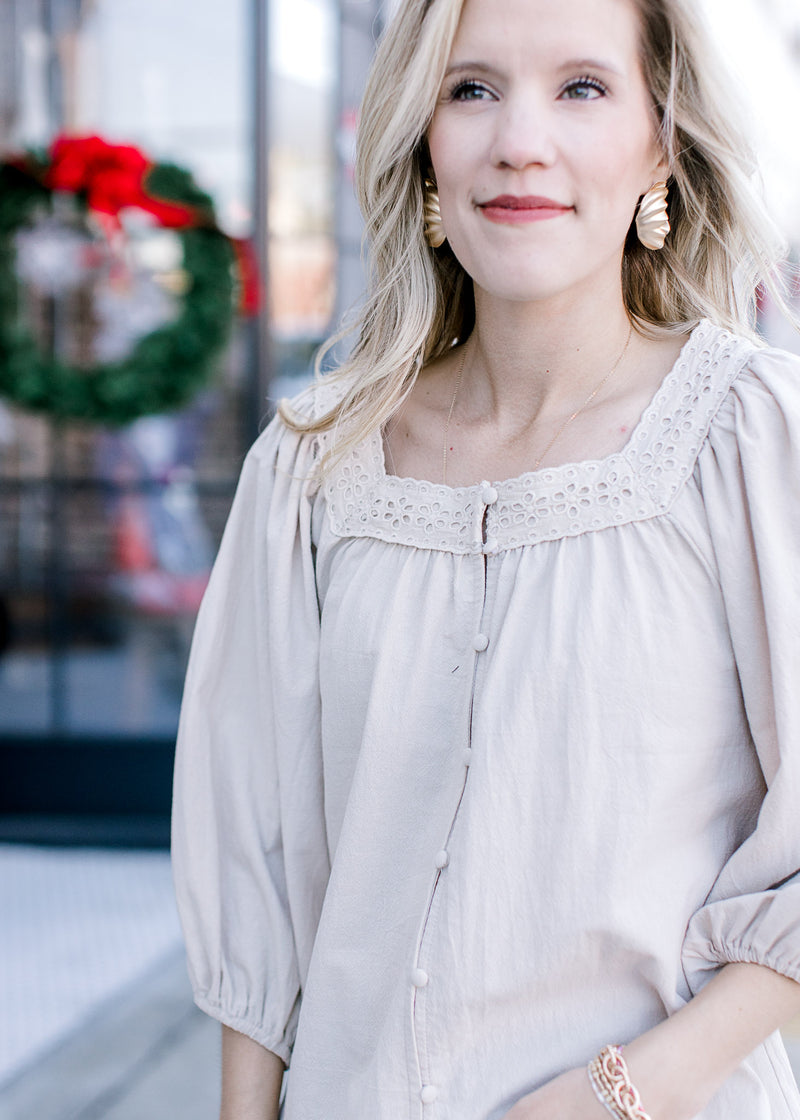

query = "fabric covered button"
[[481, 485, 499, 505], [420, 1085, 439, 1104], [435, 849, 450, 869], [411, 967, 429, 988], [472, 633, 489, 652], [462, 747, 473, 766], [482, 538, 498, 555]]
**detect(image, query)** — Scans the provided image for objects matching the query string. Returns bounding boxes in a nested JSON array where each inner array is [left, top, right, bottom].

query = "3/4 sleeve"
[[171, 412, 329, 1064], [681, 345, 800, 992]]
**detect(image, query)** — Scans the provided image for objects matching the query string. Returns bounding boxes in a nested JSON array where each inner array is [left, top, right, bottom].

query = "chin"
[[469, 246, 623, 307], [454, 247, 578, 302], [473, 272, 577, 305]]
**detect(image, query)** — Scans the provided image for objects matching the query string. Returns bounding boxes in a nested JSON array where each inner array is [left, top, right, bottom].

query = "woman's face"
[[426, 0, 667, 307]]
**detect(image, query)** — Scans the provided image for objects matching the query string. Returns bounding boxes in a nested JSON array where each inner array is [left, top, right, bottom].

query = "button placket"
[[410, 826, 461, 1103], [411, 498, 491, 1110]]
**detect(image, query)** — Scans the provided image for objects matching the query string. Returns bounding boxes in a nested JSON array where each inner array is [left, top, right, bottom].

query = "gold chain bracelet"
[[587, 1045, 653, 1120]]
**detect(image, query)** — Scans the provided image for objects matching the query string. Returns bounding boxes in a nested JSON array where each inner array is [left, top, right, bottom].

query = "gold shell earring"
[[636, 181, 670, 250], [423, 178, 447, 249]]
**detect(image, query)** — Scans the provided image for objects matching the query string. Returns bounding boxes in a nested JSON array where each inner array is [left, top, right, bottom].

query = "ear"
[[651, 146, 670, 186]]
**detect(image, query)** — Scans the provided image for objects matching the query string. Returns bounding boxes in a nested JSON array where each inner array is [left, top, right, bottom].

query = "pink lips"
[[479, 195, 572, 224]]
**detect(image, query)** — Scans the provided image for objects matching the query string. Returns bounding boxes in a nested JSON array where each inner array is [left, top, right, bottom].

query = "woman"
[[171, 0, 800, 1116]]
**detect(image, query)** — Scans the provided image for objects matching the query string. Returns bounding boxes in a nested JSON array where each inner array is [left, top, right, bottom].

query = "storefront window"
[[0, 0, 337, 757]]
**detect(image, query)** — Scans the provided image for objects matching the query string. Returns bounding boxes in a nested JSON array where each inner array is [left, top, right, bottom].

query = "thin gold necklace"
[[442, 324, 633, 485], [442, 344, 468, 486]]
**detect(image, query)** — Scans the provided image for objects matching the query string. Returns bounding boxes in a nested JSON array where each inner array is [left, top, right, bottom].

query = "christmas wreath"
[[0, 135, 258, 424]]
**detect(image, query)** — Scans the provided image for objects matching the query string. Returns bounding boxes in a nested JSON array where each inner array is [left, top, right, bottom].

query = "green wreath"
[[0, 142, 237, 424]]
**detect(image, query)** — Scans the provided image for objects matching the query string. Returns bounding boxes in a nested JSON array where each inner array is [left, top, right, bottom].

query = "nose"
[[488, 96, 557, 170]]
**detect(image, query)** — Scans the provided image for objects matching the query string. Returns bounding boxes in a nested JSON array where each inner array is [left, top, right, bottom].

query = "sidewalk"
[[0, 841, 221, 1120], [0, 844, 182, 1087], [0, 949, 220, 1120], [0, 842, 221, 1119]]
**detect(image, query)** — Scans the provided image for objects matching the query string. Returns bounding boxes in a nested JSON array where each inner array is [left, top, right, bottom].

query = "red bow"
[[39, 134, 261, 316], [46, 135, 197, 229]]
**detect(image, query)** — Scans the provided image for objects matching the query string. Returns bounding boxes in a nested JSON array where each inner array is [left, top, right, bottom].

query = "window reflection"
[[0, 0, 339, 741]]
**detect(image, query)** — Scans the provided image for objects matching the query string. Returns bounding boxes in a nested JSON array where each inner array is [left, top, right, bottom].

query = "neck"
[[463, 278, 635, 425]]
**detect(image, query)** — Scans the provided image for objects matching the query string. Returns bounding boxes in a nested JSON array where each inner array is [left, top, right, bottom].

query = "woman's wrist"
[[614, 963, 800, 1120], [220, 1025, 286, 1120], [621, 1023, 709, 1120]]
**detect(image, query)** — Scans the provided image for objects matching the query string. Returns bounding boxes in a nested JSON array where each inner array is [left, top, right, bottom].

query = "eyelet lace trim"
[[322, 321, 757, 554]]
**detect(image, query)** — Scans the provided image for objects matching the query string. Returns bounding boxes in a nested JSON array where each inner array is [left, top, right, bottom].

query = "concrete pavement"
[[0, 949, 220, 1120]]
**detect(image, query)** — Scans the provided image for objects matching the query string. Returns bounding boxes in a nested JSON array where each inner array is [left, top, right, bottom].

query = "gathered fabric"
[[172, 320, 800, 1120]]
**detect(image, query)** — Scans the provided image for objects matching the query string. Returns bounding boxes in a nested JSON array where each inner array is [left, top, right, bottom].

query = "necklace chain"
[[442, 346, 468, 486], [442, 324, 633, 485], [531, 323, 633, 471]]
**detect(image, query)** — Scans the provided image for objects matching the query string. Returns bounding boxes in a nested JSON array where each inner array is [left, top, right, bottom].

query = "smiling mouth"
[[478, 195, 573, 223]]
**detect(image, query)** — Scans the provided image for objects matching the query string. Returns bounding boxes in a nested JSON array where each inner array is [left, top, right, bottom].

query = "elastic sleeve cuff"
[[682, 939, 800, 995], [193, 991, 298, 1067]]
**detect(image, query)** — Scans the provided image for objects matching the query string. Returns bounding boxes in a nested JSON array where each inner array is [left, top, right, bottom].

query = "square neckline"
[[323, 319, 758, 552], [376, 319, 709, 496]]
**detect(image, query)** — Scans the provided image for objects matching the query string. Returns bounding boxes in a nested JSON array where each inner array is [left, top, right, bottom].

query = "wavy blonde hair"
[[282, 0, 791, 466]]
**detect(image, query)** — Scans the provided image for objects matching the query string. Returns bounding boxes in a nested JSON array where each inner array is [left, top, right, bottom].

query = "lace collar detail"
[[323, 321, 757, 554]]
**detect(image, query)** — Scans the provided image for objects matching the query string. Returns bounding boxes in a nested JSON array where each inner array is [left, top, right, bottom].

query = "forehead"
[[449, 0, 644, 71]]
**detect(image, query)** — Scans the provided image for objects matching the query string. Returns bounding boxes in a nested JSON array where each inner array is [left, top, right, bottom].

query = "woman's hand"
[[500, 1066, 609, 1119], [501, 963, 800, 1120]]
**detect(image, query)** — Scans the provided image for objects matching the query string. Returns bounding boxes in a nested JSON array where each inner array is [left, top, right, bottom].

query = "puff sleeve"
[[681, 345, 800, 991], [171, 410, 329, 1064]]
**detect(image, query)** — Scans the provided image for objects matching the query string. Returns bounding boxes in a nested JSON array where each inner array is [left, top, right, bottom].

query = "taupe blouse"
[[172, 320, 800, 1119]]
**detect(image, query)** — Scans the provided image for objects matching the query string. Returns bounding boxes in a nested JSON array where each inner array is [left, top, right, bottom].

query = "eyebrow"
[[444, 61, 498, 78], [444, 57, 624, 78], [558, 57, 623, 76]]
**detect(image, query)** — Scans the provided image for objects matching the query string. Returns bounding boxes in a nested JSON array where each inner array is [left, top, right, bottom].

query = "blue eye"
[[560, 77, 608, 101], [448, 79, 494, 102]]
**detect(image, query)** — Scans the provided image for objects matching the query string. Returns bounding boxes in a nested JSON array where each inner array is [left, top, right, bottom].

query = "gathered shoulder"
[[734, 339, 800, 399], [243, 375, 353, 474], [707, 338, 800, 451], [691, 334, 800, 553]]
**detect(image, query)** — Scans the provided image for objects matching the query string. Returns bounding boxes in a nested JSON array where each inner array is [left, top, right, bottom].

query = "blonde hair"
[[282, 0, 792, 468]]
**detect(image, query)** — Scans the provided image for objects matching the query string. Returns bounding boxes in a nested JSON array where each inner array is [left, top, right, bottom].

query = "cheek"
[[426, 113, 450, 180], [427, 143, 477, 238], [576, 133, 654, 214], [428, 112, 490, 201], [427, 135, 463, 198]]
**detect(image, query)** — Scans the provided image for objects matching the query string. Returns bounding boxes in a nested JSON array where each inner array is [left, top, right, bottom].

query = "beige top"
[[172, 320, 800, 1120]]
